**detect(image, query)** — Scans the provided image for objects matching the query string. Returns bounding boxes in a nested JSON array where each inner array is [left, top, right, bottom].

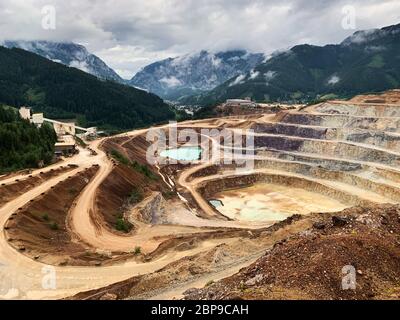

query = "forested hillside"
[[0, 46, 174, 130], [0, 106, 57, 173], [189, 23, 400, 107]]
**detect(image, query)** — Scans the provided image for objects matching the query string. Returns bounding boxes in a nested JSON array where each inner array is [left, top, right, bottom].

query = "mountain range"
[[129, 50, 265, 101], [187, 23, 400, 106], [2, 22, 400, 112]]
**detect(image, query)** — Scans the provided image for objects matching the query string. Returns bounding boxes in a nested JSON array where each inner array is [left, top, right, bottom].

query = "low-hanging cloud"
[[0, 0, 399, 79]]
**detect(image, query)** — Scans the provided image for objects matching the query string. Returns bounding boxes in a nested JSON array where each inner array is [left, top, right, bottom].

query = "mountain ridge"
[[2, 40, 124, 83], [129, 50, 265, 101], [0, 46, 174, 130], [187, 23, 400, 107]]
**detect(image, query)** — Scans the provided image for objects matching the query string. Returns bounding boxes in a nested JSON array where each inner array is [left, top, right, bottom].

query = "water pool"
[[209, 199, 224, 208], [160, 146, 202, 161]]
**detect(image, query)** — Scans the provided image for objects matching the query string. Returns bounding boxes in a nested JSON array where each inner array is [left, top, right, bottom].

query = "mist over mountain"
[[188, 23, 400, 107], [129, 50, 265, 101]]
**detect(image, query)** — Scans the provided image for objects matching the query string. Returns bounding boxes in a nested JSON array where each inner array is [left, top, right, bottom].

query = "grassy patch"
[[110, 149, 158, 180], [110, 149, 130, 166], [115, 218, 131, 233]]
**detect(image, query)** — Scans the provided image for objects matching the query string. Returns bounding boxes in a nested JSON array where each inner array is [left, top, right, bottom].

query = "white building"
[[52, 121, 76, 136], [31, 113, 44, 127], [19, 107, 31, 120], [225, 97, 258, 108]]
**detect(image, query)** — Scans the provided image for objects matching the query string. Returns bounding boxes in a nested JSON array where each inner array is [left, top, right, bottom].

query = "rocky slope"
[[130, 50, 264, 101], [184, 205, 400, 300], [2, 40, 123, 83]]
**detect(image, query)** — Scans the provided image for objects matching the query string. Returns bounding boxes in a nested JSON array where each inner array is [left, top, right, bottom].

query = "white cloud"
[[264, 71, 277, 84], [249, 69, 260, 80], [69, 60, 89, 73], [159, 76, 182, 87], [229, 74, 246, 87], [365, 45, 386, 53], [328, 75, 341, 85], [0, 0, 399, 78]]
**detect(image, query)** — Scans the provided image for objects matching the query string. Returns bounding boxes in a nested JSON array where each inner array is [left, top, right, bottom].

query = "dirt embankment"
[[67, 215, 306, 300], [349, 89, 400, 105], [4, 166, 108, 266], [184, 204, 400, 300], [0, 165, 75, 207], [98, 134, 171, 232], [119, 134, 152, 164], [95, 163, 167, 232]]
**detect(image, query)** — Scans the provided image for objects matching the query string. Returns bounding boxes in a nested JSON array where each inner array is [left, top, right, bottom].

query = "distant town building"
[[225, 97, 258, 108]]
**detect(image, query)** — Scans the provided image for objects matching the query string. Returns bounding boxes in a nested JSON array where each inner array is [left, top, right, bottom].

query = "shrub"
[[128, 187, 143, 204], [110, 149, 130, 166], [49, 222, 59, 230], [134, 246, 142, 255], [116, 218, 130, 233], [205, 280, 214, 287]]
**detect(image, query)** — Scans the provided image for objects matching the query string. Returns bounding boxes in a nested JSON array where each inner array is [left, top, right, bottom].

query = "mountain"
[[2, 40, 124, 83], [129, 50, 265, 101], [0, 46, 174, 130], [190, 23, 400, 107]]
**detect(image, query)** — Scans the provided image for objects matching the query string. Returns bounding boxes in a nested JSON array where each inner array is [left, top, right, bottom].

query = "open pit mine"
[[1, 90, 400, 300]]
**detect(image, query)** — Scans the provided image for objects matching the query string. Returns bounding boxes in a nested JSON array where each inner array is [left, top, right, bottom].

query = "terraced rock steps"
[[182, 100, 400, 219]]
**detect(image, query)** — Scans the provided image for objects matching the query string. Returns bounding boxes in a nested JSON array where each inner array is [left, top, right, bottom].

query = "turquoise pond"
[[209, 200, 224, 208], [160, 147, 202, 161]]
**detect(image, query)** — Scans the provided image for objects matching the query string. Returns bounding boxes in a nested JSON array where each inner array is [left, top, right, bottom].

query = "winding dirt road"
[[0, 125, 237, 299]]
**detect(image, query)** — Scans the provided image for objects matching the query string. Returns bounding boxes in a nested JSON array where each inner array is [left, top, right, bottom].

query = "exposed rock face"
[[280, 111, 400, 132], [253, 123, 328, 139], [129, 192, 167, 224], [99, 293, 118, 300], [197, 173, 374, 207], [254, 132, 400, 165], [130, 50, 264, 100], [183, 205, 400, 300]]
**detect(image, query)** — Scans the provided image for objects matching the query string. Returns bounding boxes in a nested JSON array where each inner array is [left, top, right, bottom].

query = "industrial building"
[[18, 106, 96, 156], [224, 97, 258, 108]]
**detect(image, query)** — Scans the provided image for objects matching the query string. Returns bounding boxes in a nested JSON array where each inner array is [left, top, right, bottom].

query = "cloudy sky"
[[1, 0, 399, 79]]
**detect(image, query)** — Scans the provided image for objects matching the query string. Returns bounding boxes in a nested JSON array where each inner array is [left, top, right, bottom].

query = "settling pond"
[[210, 183, 348, 223], [160, 146, 202, 161]]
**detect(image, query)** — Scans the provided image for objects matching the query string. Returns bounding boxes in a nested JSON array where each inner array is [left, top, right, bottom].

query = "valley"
[[1, 90, 400, 300]]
